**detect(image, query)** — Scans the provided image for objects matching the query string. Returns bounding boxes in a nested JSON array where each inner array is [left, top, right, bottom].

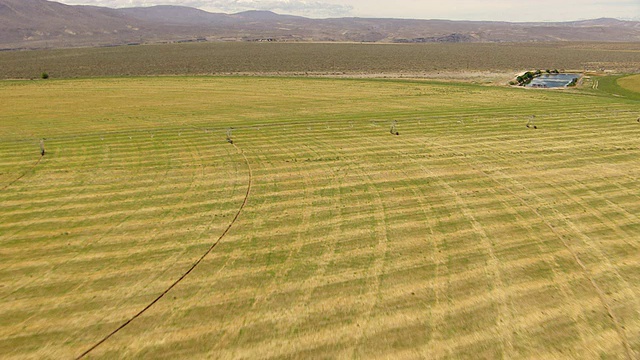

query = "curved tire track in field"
[[391, 128, 633, 358], [2, 134, 179, 304], [232, 140, 316, 330], [60, 132, 210, 335], [484, 170, 635, 360], [377, 136, 514, 357], [428, 138, 636, 360], [0, 154, 43, 191], [76, 142, 252, 360], [318, 135, 391, 357]]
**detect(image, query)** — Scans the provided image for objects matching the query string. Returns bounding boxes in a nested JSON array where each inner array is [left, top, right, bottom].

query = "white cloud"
[[56, 0, 639, 21]]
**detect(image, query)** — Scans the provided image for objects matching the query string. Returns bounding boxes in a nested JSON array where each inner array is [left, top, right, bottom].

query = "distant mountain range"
[[2, 0, 640, 49]]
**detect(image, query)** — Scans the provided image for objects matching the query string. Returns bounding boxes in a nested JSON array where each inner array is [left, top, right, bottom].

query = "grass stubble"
[[0, 75, 639, 359]]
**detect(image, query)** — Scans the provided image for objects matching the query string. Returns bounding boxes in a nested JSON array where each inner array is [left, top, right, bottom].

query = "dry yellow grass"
[[1, 76, 639, 359]]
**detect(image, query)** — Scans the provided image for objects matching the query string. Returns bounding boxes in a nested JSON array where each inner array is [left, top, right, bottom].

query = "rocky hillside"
[[1, 0, 639, 49]]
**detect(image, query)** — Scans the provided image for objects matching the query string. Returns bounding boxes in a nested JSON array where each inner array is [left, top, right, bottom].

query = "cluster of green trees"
[[515, 70, 540, 85], [511, 69, 560, 86]]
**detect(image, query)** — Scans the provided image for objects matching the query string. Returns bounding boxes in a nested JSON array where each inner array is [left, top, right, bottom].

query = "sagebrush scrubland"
[[1, 42, 640, 80]]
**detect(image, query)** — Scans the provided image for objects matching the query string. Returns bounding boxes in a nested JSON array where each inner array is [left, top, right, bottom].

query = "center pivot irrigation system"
[[226, 128, 234, 144], [1, 139, 46, 192], [526, 115, 537, 129], [75, 129, 251, 359], [36, 110, 640, 358], [390, 120, 399, 135]]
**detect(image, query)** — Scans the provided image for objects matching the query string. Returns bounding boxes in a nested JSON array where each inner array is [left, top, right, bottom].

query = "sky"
[[55, 0, 640, 22]]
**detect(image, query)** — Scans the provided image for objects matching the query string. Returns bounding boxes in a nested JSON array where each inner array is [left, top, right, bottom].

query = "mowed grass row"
[[0, 127, 250, 358], [0, 77, 639, 359]]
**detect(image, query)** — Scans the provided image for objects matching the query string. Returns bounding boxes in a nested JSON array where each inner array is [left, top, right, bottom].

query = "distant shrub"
[[41, 72, 49, 79]]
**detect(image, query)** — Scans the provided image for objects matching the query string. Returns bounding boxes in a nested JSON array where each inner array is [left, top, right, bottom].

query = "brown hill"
[[115, 5, 231, 26], [0, 0, 151, 48], [1, 0, 639, 50]]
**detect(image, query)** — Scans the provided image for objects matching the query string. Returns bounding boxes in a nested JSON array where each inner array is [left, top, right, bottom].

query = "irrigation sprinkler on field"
[[226, 128, 233, 144], [390, 120, 399, 135], [39, 139, 45, 156]]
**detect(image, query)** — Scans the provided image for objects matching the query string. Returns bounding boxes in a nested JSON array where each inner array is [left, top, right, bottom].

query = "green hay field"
[[1, 77, 639, 359]]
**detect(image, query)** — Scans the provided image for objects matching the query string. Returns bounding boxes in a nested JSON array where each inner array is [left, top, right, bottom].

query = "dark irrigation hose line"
[[76, 142, 252, 359], [0, 154, 44, 191]]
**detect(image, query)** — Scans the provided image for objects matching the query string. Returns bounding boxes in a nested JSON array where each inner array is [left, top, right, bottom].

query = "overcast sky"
[[56, 0, 640, 22]]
